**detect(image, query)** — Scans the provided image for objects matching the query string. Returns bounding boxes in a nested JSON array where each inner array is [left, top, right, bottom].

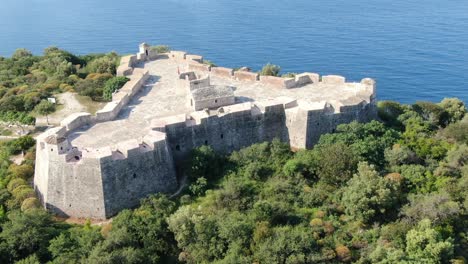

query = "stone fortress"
[[34, 43, 377, 219]]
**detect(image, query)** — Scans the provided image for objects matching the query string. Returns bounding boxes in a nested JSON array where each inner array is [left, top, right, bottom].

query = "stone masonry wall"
[[35, 43, 377, 220]]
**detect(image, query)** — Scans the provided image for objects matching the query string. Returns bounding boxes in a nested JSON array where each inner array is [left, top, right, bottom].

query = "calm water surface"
[[1, 0, 467, 103]]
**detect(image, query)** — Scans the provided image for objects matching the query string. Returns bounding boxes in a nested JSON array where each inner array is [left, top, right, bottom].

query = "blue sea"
[[1, 0, 467, 103]]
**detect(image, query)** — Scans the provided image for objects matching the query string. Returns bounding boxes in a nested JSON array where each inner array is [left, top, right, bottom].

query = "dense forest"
[[0, 49, 467, 263], [0, 48, 125, 125]]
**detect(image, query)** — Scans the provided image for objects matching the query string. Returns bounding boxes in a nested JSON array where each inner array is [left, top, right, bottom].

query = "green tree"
[[312, 143, 358, 186], [405, 219, 454, 263], [438, 98, 466, 124], [88, 195, 178, 264], [33, 100, 55, 125], [317, 121, 400, 169], [102, 76, 129, 101], [259, 63, 281, 76], [341, 162, 399, 223], [402, 192, 460, 225], [150, 45, 170, 53], [0, 209, 60, 263], [189, 177, 207, 196], [12, 49, 33, 60], [48, 222, 103, 264]]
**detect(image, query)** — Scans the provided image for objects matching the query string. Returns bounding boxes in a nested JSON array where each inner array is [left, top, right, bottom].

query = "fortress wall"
[[147, 50, 159, 60], [285, 107, 310, 149], [186, 54, 203, 63], [169, 51, 187, 61], [60, 113, 92, 131], [189, 76, 211, 91], [234, 71, 259, 82], [45, 156, 106, 219], [260, 76, 296, 89], [303, 100, 375, 148], [193, 96, 236, 111], [34, 138, 107, 219], [188, 62, 211, 73], [100, 133, 177, 217], [35, 130, 178, 219], [321, 75, 346, 85], [95, 70, 149, 123], [163, 102, 289, 162], [117, 55, 137, 76], [295, 73, 320, 86], [361, 78, 377, 105], [211, 67, 234, 78]]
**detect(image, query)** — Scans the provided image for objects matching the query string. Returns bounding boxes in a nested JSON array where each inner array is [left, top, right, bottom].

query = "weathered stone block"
[[211, 67, 234, 78], [322, 75, 345, 84], [169, 51, 187, 60], [260, 76, 296, 89], [234, 71, 259, 82], [188, 62, 211, 73], [186, 54, 203, 63]]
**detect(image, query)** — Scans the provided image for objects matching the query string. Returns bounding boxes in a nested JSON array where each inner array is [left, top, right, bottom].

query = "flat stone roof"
[[69, 58, 368, 148], [191, 85, 234, 101]]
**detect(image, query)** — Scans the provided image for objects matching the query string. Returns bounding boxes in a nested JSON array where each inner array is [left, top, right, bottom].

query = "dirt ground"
[[35, 93, 105, 126]]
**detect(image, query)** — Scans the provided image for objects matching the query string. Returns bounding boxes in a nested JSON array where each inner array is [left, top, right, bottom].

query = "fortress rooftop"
[[34, 44, 377, 219], [68, 54, 373, 149]]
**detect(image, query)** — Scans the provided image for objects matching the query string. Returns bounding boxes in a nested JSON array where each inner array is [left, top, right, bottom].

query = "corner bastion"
[[34, 43, 377, 219]]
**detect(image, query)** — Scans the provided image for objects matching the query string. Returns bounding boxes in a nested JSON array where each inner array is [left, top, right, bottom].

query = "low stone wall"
[[95, 69, 149, 123], [322, 75, 346, 85], [295, 73, 320, 86], [188, 62, 211, 73], [234, 71, 259, 82], [186, 54, 203, 63], [60, 113, 92, 131], [211, 67, 234, 78], [117, 55, 137, 76], [260, 76, 296, 89], [169, 51, 187, 61]]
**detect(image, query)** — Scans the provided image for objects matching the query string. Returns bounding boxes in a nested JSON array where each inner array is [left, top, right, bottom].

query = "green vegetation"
[[102, 76, 129, 101], [0, 97, 466, 263], [33, 100, 55, 125], [259, 63, 281, 76], [203, 60, 217, 67], [0, 48, 120, 124], [150, 45, 171, 53], [281, 72, 298, 78]]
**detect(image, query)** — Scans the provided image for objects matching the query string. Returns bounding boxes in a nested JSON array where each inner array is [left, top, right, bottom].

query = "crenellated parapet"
[[35, 44, 178, 219], [35, 43, 377, 220]]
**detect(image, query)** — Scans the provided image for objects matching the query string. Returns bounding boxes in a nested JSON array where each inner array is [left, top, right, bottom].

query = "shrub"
[[21, 197, 41, 211], [12, 48, 33, 60], [335, 245, 352, 262], [203, 60, 217, 67], [281, 72, 297, 78], [310, 218, 323, 227], [377, 101, 405, 128], [260, 63, 281, 76], [7, 178, 28, 193], [150, 45, 170, 53], [103, 76, 129, 101], [8, 164, 34, 179], [84, 53, 119, 74]]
